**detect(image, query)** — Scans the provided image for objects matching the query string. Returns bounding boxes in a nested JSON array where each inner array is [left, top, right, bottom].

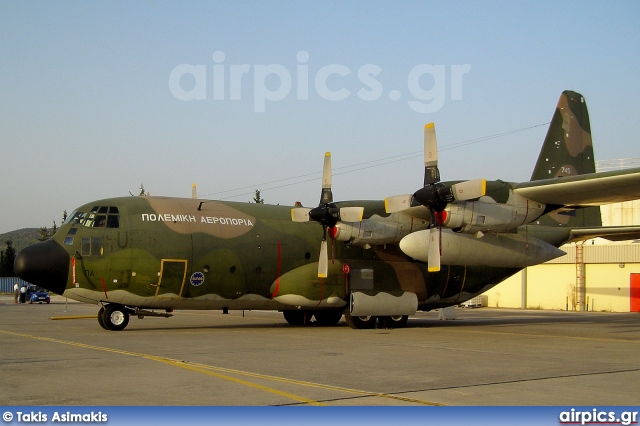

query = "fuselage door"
[[155, 259, 188, 298]]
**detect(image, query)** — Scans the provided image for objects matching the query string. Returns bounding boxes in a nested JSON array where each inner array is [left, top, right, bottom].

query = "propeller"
[[385, 123, 486, 272], [291, 152, 364, 277]]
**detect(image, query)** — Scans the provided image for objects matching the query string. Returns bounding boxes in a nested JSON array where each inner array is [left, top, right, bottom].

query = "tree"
[[0, 239, 16, 276], [38, 227, 50, 241], [252, 189, 264, 204]]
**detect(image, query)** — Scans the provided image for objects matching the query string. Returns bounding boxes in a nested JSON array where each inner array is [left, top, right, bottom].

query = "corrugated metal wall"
[[0, 277, 31, 293], [546, 244, 640, 264]]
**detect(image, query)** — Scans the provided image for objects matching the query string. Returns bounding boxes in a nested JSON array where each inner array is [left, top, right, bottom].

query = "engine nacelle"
[[442, 197, 545, 234], [399, 229, 565, 268], [332, 213, 428, 246]]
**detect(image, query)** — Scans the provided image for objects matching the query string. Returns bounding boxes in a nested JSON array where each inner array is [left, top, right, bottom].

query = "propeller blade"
[[318, 239, 328, 278], [320, 152, 333, 204], [291, 207, 311, 222], [338, 207, 364, 223], [427, 226, 441, 272], [451, 179, 486, 201], [424, 123, 440, 185], [384, 194, 414, 213]]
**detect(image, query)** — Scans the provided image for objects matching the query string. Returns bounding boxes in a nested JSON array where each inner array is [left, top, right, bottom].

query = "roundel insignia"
[[190, 271, 205, 286]]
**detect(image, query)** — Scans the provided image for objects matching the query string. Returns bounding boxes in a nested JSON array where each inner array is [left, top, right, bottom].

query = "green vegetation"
[[252, 189, 264, 204], [0, 228, 41, 253], [0, 240, 16, 276]]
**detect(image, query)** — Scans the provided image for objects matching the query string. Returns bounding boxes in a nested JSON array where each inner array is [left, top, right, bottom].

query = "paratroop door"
[[155, 259, 187, 298]]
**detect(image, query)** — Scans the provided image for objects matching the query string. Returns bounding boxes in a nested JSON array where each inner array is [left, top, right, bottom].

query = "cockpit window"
[[68, 206, 120, 228]]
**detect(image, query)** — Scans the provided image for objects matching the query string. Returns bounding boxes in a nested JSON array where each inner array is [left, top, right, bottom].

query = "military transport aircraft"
[[14, 91, 640, 331]]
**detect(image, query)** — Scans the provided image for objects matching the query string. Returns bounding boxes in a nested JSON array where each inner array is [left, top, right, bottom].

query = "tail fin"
[[532, 91, 601, 227], [531, 90, 595, 180]]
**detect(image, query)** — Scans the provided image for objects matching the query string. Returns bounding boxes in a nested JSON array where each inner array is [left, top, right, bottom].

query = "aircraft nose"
[[14, 239, 70, 295]]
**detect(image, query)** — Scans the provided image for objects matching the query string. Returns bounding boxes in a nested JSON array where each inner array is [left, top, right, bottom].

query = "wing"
[[514, 168, 640, 207]]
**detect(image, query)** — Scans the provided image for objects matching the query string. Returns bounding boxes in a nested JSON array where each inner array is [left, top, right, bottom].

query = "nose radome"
[[14, 239, 70, 295]]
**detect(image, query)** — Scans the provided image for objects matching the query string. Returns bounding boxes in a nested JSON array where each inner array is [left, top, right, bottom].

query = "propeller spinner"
[[385, 123, 486, 272], [291, 152, 364, 277]]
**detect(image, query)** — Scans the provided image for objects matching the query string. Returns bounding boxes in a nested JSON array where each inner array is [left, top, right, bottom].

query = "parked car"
[[28, 285, 50, 304]]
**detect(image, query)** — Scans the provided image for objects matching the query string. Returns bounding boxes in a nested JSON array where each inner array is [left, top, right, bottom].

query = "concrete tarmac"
[[1, 295, 639, 406]]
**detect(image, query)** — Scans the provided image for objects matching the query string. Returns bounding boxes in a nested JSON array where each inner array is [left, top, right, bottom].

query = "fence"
[[0, 277, 31, 294]]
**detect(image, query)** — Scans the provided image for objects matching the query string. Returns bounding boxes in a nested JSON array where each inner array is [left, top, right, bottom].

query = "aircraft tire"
[[380, 315, 408, 329], [343, 310, 376, 330], [97, 306, 108, 330], [102, 304, 130, 331], [313, 310, 343, 326], [283, 310, 310, 326]]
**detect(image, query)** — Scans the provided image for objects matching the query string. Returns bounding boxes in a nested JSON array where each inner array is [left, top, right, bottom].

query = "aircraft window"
[[64, 236, 74, 245], [68, 212, 83, 224], [69, 208, 120, 228], [81, 213, 96, 227], [92, 238, 103, 256], [81, 237, 103, 256], [93, 215, 107, 228], [67, 228, 78, 235], [81, 238, 91, 256], [64, 211, 77, 224], [107, 215, 119, 228]]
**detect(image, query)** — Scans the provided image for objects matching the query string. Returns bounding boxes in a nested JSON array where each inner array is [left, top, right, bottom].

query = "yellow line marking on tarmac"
[[50, 315, 97, 320], [0, 329, 442, 406], [0, 329, 320, 406]]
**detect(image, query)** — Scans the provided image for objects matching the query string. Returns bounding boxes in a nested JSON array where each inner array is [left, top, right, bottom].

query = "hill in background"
[[0, 228, 42, 253]]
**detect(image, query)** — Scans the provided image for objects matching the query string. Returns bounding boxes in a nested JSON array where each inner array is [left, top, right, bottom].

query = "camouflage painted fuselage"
[[16, 90, 608, 322], [48, 195, 529, 313]]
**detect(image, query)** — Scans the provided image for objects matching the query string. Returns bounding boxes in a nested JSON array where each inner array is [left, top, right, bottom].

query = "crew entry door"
[[155, 259, 188, 298]]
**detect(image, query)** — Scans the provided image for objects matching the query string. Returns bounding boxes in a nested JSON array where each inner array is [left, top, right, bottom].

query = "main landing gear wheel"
[[283, 310, 311, 326], [381, 315, 409, 329], [343, 310, 376, 330], [313, 310, 343, 326], [101, 304, 130, 331]]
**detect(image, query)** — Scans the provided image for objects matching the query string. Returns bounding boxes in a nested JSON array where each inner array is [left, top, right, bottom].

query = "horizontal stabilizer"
[[568, 226, 640, 243], [515, 168, 640, 207]]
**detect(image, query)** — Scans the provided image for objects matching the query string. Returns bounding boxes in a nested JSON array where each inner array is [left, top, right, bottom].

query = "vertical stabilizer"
[[531, 91, 595, 180], [533, 91, 601, 227]]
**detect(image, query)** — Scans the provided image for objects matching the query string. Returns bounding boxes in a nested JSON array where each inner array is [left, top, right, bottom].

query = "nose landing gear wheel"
[[97, 306, 108, 330], [101, 304, 130, 331]]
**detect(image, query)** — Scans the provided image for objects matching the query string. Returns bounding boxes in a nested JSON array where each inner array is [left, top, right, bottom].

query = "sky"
[[1, 1, 639, 234]]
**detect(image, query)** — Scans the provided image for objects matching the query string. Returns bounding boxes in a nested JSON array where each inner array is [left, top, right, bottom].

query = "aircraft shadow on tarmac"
[[115, 309, 639, 333]]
